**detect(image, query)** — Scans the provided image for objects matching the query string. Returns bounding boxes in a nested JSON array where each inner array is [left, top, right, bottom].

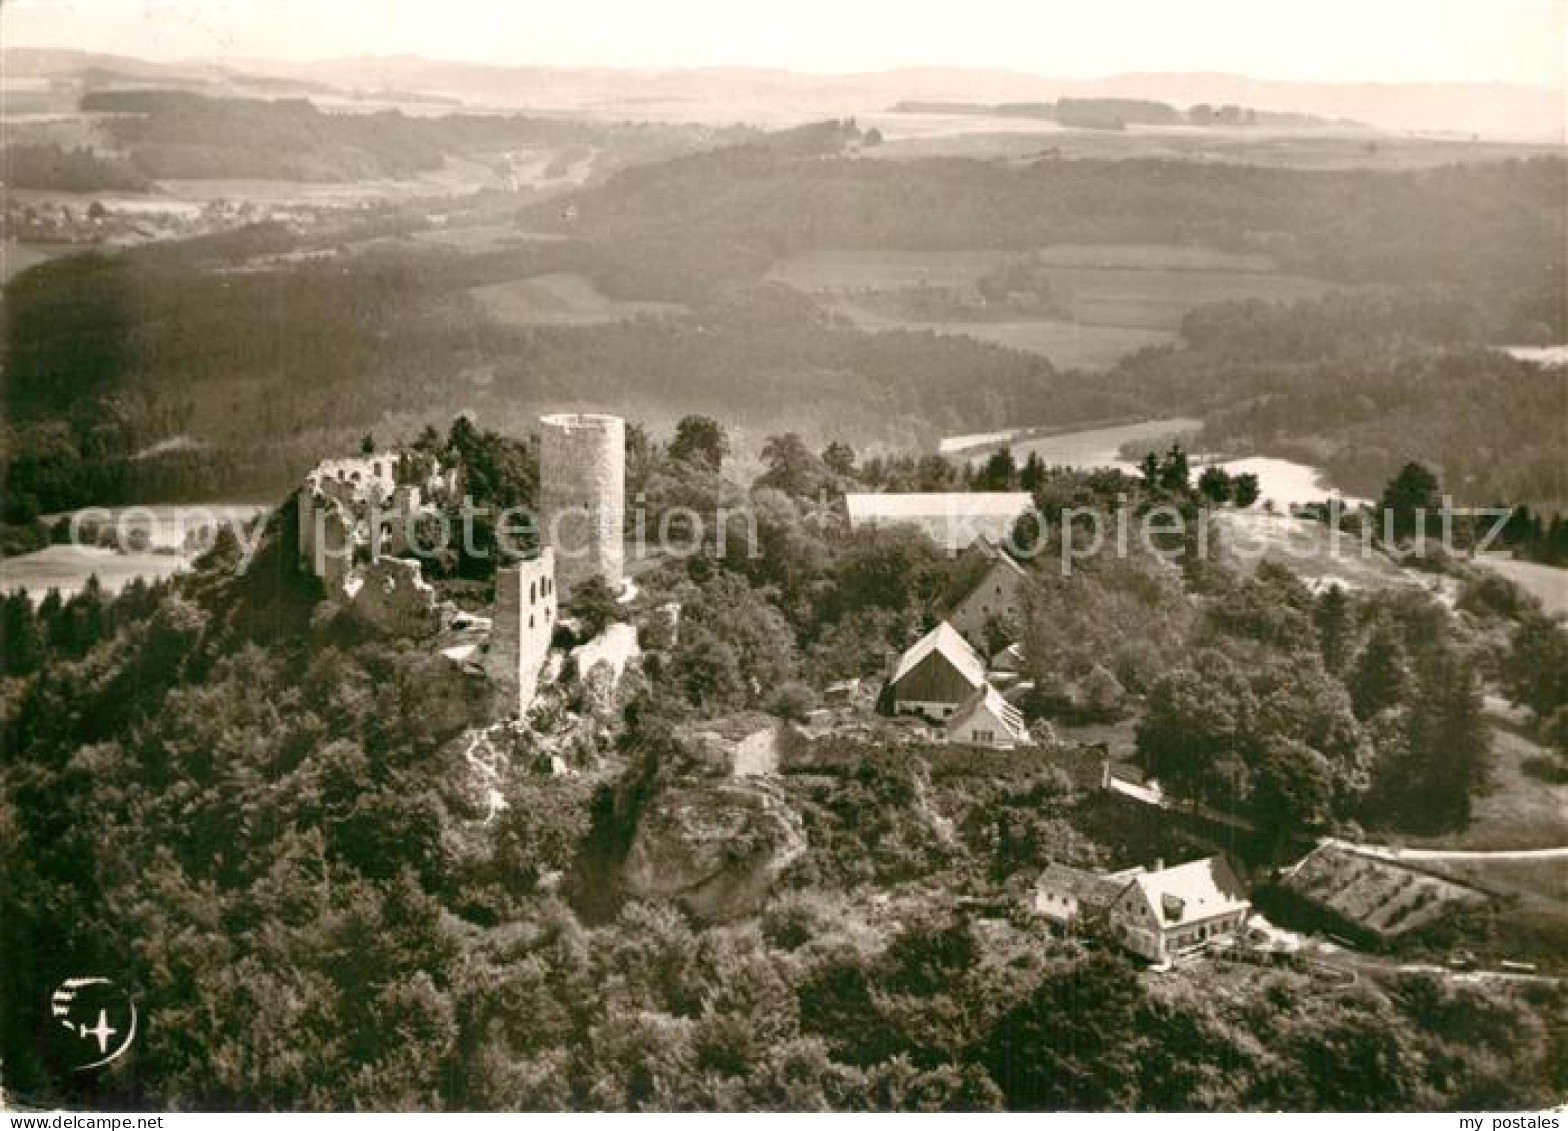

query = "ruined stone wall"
[[538, 413, 625, 594], [305, 455, 398, 499], [484, 548, 558, 718], [298, 493, 355, 587], [346, 557, 439, 638]]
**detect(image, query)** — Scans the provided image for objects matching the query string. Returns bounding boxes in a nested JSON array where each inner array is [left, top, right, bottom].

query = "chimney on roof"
[[1154, 857, 1164, 873]]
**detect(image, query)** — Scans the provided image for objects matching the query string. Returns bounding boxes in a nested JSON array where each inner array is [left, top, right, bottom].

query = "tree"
[[757, 433, 828, 498], [568, 576, 621, 640], [1415, 653, 1490, 827], [1349, 619, 1410, 720], [1252, 738, 1335, 834], [1313, 584, 1352, 674], [1379, 462, 1441, 538], [821, 440, 856, 477], [1018, 452, 1046, 492], [1196, 465, 1232, 503], [1231, 473, 1261, 508], [981, 953, 1145, 1110], [973, 447, 1017, 490], [767, 681, 816, 722], [1136, 659, 1251, 803], [1157, 443, 1190, 492], [669, 415, 729, 472], [980, 611, 1017, 658], [1, 592, 44, 676], [1139, 451, 1160, 489], [1543, 705, 1568, 761], [1283, 1000, 1426, 1111], [1502, 612, 1568, 718], [360, 432, 377, 455], [1377, 649, 1491, 831], [1080, 664, 1128, 720]]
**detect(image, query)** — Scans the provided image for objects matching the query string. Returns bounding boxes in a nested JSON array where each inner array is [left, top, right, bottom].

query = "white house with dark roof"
[[946, 684, 1030, 749], [887, 621, 988, 721], [1107, 856, 1251, 965]]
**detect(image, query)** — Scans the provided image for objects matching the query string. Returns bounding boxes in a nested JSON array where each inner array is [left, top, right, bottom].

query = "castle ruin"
[[483, 549, 558, 719], [538, 413, 625, 595]]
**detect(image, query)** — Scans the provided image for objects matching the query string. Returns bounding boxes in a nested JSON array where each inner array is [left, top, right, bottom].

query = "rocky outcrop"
[[621, 779, 806, 921], [569, 623, 641, 717]]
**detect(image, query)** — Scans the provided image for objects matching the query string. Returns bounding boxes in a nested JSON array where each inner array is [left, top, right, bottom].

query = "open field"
[[858, 118, 1567, 170], [1213, 510, 1429, 592], [1419, 856, 1568, 908], [960, 416, 1202, 467], [409, 222, 569, 251], [770, 245, 1326, 368], [836, 308, 1173, 371], [1474, 554, 1568, 617], [468, 272, 687, 326], [768, 248, 1007, 290], [157, 154, 504, 204], [1040, 263, 1326, 330], [0, 545, 190, 599], [1, 240, 74, 286], [1400, 723, 1568, 853]]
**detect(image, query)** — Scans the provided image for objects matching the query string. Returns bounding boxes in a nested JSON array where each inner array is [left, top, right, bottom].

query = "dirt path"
[[1324, 837, 1568, 862]]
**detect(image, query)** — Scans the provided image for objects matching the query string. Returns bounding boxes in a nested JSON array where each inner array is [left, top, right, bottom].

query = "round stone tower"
[[538, 412, 625, 594]]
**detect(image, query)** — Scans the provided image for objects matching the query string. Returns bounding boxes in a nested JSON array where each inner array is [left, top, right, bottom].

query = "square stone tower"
[[485, 549, 557, 718], [538, 413, 625, 594]]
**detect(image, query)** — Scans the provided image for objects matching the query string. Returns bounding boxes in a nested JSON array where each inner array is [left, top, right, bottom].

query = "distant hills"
[[888, 97, 1365, 132], [4, 48, 1562, 139]]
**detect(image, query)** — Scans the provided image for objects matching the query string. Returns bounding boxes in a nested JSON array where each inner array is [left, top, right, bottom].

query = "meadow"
[[0, 241, 70, 285], [467, 272, 688, 326], [860, 118, 1566, 170], [769, 244, 1328, 368], [1474, 554, 1568, 617], [836, 309, 1173, 371]]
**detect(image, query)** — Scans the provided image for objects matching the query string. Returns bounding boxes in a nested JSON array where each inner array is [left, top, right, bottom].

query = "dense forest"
[[534, 146, 1565, 300], [889, 98, 1353, 130], [1, 143, 152, 193], [3, 419, 1565, 1111], [1111, 289, 1568, 503], [0, 242, 1135, 515], [75, 90, 733, 183], [1, 133, 1563, 521]]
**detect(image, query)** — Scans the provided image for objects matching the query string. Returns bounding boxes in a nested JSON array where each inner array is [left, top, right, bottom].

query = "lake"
[[1502, 345, 1568, 367], [3, 503, 269, 600], [944, 418, 1367, 509]]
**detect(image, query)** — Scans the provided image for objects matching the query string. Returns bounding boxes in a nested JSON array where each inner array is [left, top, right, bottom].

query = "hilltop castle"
[[297, 413, 627, 720]]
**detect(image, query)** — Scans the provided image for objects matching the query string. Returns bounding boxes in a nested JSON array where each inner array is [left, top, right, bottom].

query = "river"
[[1, 504, 269, 600], [944, 418, 1367, 509]]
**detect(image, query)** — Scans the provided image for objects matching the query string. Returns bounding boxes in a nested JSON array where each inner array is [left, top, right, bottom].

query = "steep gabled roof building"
[[942, 535, 1031, 651], [1108, 856, 1251, 965], [887, 621, 987, 720], [946, 683, 1030, 749]]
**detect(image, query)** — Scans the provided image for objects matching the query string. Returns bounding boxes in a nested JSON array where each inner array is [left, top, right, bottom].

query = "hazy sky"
[[6, 0, 1565, 87]]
